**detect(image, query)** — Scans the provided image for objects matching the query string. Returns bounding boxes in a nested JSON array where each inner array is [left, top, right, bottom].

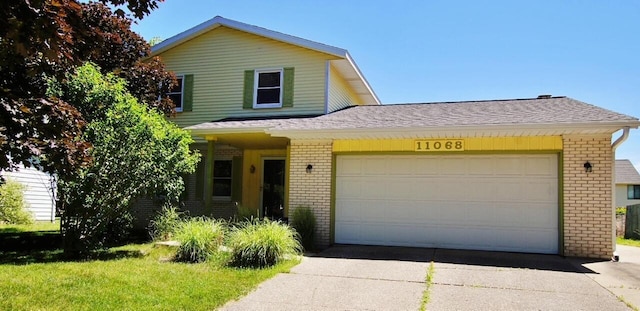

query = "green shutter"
[[243, 70, 254, 109], [283, 67, 294, 107], [182, 74, 193, 112], [231, 156, 243, 202]]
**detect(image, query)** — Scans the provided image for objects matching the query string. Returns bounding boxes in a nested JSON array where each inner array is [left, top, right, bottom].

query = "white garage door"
[[335, 154, 558, 254]]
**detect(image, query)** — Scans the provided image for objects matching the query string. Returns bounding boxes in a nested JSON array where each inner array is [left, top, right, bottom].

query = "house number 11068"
[[414, 140, 465, 151]]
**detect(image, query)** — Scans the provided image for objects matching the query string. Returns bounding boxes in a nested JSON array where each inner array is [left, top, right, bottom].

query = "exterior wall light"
[[306, 164, 313, 173], [584, 161, 593, 173], [250, 164, 256, 174]]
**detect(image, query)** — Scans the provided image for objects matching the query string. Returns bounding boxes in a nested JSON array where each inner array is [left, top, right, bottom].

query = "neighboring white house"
[[615, 159, 640, 208], [1, 165, 57, 221]]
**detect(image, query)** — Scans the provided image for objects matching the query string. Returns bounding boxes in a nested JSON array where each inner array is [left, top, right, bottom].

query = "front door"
[[262, 159, 285, 220]]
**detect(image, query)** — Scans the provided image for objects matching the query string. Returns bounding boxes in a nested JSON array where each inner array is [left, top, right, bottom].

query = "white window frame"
[[253, 68, 283, 109], [167, 75, 185, 112]]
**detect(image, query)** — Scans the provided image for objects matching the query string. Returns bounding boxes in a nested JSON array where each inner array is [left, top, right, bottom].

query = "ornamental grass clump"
[[290, 206, 316, 251], [174, 218, 226, 263], [229, 219, 302, 268], [150, 205, 183, 241]]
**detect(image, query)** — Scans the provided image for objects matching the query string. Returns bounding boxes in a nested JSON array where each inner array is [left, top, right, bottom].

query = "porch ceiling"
[[203, 132, 289, 149]]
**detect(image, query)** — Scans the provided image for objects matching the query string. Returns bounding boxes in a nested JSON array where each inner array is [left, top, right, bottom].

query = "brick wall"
[[563, 135, 613, 259], [288, 140, 333, 248], [131, 144, 241, 229]]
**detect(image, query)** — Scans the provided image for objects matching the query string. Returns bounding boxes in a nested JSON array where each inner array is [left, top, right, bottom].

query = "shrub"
[[228, 219, 301, 268], [0, 179, 33, 225], [235, 204, 257, 222], [174, 218, 225, 263], [150, 205, 183, 241], [290, 206, 316, 251], [616, 207, 627, 216]]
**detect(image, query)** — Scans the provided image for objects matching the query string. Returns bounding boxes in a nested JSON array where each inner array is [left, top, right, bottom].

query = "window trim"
[[628, 185, 640, 200], [253, 68, 283, 109], [213, 160, 233, 201], [167, 75, 185, 112]]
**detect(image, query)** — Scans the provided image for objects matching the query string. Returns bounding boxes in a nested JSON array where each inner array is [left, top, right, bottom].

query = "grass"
[[420, 261, 435, 311], [617, 237, 640, 247], [0, 221, 299, 310], [0, 219, 60, 234]]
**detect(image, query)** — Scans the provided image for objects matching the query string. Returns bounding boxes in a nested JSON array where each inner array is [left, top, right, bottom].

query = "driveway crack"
[[291, 272, 426, 284]]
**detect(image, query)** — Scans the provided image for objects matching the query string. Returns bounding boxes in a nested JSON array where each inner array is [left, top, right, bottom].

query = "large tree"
[[51, 63, 199, 257], [0, 0, 175, 177]]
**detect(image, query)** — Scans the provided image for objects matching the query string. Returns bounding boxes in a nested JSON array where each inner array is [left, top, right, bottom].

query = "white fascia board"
[[151, 16, 348, 58], [187, 126, 271, 137], [267, 121, 640, 140], [343, 52, 381, 105]]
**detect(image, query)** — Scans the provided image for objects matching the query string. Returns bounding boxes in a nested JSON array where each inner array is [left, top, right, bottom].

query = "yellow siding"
[[241, 149, 287, 213], [333, 136, 563, 152], [159, 27, 337, 128], [327, 63, 362, 112]]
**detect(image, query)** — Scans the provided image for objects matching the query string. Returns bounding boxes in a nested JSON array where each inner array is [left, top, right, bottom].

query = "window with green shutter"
[[243, 68, 294, 109], [166, 74, 193, 112]]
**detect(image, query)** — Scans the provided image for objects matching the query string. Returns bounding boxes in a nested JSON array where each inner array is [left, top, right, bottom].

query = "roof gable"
[[151, 16, 380, 105], [151, 16, 347, 57], [616, 160, 640, 184]]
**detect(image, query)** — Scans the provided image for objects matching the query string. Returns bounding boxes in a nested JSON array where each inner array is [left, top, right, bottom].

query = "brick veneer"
[[288, 140, 333, 248], [131, 144, 241, 229], [562, 135, 613, 259]]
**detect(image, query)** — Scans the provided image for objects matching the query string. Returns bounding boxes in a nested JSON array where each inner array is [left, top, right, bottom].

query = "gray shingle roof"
[[186, 97, 639, 137], [616, 160, 640, 184], [273, 97, 638, 131]]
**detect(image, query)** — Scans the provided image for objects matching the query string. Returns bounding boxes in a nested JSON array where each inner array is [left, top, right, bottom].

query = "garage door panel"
[[467, 157, 496, 175], [335, 154, 559, 254], [525, 156, 557, 176]]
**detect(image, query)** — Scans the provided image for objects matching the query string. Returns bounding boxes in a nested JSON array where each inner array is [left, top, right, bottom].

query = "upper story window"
[[629, 185, 640, 200], [243, 67, 294, 110], [254, 69, 283, 108], [167, 75, 184, 111]]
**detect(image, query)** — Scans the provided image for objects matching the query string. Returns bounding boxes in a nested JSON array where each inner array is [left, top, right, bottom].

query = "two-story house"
[[140, 16, 639, 259]]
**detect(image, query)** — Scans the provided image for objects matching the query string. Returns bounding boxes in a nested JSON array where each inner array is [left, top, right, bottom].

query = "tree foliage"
[[52, 64, 199, 257], [0, 0, 175, 177]]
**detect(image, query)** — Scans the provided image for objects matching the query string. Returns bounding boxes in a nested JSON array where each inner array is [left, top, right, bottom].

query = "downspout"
[[611, 126, 630, 261]]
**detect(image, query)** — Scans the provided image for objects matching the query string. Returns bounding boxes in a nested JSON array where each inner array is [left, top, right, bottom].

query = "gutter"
[[612, 126, 631, 150], [611, 126, 631, 261]]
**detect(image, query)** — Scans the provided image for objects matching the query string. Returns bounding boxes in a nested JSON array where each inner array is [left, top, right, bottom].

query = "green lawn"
[[0, 222, 298, 311], [0, 220, 60, 234], [617, 236, 640, 247]]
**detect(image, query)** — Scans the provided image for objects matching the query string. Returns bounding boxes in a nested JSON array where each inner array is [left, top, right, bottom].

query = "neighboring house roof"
[[188, 96, 640, 139], [616, 160, 640, 184], [151, 16, 380, 105]]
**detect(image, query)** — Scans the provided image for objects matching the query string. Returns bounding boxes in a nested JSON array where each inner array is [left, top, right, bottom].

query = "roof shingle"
[[616, 160, 640, 184], [273, 97, 638, 131]]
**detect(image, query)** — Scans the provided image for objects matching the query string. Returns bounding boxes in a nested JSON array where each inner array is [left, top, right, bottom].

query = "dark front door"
[[262, 159, 285, 220]]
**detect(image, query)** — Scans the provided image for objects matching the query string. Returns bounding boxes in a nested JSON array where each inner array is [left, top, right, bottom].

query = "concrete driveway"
[[221, 245, 634, 311]]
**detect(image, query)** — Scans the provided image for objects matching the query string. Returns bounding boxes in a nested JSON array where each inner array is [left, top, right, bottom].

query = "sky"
[[130, 0, 640, 170]]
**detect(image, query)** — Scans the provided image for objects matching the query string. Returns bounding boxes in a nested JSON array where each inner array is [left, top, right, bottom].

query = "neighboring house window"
[[243, 67, 294, 109], [628, 185, 640, 200], [167, 75, 184, 111], [254, 69, 283, 108], [213, 160, 233, 199]]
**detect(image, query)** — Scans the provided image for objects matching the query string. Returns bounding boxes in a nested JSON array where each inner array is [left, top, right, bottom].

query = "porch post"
[[204, 140, 215, 212]]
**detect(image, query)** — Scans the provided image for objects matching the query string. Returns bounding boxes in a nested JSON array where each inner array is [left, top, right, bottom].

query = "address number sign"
[[414, 139, 465, 151]]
